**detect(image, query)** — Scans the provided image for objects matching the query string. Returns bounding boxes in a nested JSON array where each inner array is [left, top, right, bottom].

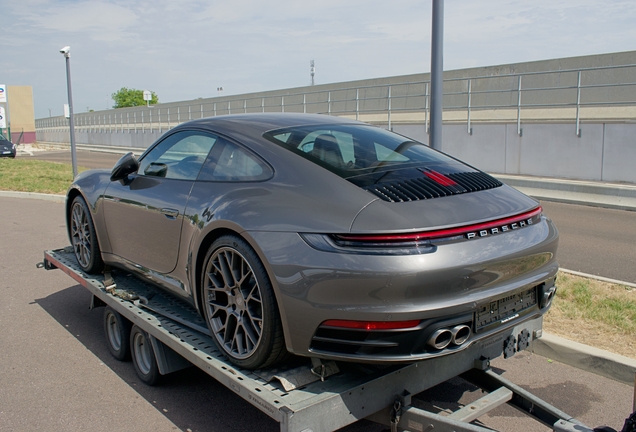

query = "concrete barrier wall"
[[38, 121, 636, 184], [391, 122, 636, 183]]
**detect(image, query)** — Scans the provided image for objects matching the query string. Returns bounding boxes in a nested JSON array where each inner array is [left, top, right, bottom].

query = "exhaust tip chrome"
[[451, 325, 471, 345], [427, 328, 453, 350]]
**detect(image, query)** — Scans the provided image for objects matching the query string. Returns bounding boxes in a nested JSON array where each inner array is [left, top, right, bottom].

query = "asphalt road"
[[1, 196, 634, 432], [541, 201, 636, 283], [29, 149, 636, 283], [31, 149, 126, 169]]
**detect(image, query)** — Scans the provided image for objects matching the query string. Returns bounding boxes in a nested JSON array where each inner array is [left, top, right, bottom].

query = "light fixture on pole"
[[60, 46, 78, 178]]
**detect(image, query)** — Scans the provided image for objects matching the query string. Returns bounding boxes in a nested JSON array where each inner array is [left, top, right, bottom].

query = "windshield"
[[263, 124, 456, 178]]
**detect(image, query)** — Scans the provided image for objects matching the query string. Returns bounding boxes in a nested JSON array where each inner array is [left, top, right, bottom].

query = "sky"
[[2, 0, 636, 119]]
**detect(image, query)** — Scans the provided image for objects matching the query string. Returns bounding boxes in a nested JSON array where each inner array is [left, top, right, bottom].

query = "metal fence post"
[[356, 88, 359, 121], [467, 79, 472, 135], [228, 101, 231, 115], [425, 83, 430, 134], [244, 99, 247, 114], [517, 75, 523, 136], [142, 111, 144, 134], [576, 71, 582, 137], [134, 112, 137, 134], [167, 108, 171, 130], [201, 103, 204, 119], [281, 96, 285, 113], [262, 98, 265, 113], [178, 106, 181, 124], [388, 86, 392, 130], [303, 94, 306, 114], [188, 105, 191, 121], [159, 109, 162, 133], [214, 102, 217, 117], [328, 91, 331, 115], [109, 114, 112, 133]]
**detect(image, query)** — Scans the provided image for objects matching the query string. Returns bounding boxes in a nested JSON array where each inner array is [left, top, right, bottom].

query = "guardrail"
[[36, 63, 636, 138]]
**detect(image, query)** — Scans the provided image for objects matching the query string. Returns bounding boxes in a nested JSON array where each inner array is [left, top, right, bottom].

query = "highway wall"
[[36, 50, 636, 183]]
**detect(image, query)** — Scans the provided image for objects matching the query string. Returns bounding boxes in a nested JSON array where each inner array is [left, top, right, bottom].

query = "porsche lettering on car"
[[66, 113, 558, 369]]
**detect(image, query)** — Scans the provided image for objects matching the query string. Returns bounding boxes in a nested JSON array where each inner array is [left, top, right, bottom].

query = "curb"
[[561, 268, 636, 289], [494, 173, 636, 212], [0, 191, 66, 203], [532, 332, 636, 386]]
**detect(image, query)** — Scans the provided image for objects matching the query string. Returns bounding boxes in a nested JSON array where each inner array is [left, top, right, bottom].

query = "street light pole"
[[60, 46, 78, 178], [430, 0, 444, 151]]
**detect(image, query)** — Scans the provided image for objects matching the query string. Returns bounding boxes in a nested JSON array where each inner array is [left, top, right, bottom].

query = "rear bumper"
[[247, 215, 559, 362]]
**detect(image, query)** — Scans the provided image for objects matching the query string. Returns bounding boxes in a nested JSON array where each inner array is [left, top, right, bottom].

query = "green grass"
[[0, 158, 88, 195], [554, 273, 636, 333], [545, 272, 636, 358]]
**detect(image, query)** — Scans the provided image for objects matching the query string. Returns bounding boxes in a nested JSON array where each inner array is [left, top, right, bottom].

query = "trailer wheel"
[[103, 306, 131, 361], [70, 196, 104, 274], [201, 235, 286, 370], [130, 326, 160, 385]]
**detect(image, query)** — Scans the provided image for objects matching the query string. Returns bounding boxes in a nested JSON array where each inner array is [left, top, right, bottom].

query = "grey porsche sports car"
[[66, 113, 558, 369]]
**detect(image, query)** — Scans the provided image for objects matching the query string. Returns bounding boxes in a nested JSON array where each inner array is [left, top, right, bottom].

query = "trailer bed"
[[43, 247, 593, 432]]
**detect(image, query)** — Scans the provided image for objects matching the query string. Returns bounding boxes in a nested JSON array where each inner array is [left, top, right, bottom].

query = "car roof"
[[176, 113, 362, 140]]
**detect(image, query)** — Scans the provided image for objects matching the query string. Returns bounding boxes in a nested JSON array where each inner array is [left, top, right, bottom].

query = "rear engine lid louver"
[[363, 171, 503, 203]]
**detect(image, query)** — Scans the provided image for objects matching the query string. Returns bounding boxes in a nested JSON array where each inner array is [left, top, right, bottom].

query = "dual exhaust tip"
[[427, 324, 472, 350]]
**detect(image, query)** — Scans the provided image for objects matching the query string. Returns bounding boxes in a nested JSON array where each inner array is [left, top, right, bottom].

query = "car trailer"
[[42, 247, 599, 432]]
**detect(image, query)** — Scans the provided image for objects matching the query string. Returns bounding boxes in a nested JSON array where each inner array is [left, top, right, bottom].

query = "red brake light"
[[322, 319, 421, 330], [423, 170, 458, 187]]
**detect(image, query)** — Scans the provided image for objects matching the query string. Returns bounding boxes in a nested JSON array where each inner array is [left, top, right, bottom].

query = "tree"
[[111, 87, 158, 108]]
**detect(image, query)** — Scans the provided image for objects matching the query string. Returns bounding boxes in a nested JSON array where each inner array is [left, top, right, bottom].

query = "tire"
[[201, 235, 287, 370], [70, 196, 104, 274], [130, 326, 160, 386], [103, 306, 131, 361]]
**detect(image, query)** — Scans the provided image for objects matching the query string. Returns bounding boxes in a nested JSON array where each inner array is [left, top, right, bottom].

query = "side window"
[[198, 138, 272, 182], [138, 131, 217, 180]]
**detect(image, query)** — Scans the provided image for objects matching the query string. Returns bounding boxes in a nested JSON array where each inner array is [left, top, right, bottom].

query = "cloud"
[[9, 0, 139, 42], [1, 0, 635, 118]]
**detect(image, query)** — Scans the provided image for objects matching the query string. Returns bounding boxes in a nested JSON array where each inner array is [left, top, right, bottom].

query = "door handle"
[[161, 208, 179, 219]]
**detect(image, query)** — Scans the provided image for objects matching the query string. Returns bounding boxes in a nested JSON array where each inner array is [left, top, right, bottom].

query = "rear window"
[[263, 124, 455, 178]]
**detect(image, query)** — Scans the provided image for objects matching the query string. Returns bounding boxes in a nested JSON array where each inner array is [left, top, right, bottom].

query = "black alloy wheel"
[[201, 235, 286, 369], [70, 196, 104, 274]]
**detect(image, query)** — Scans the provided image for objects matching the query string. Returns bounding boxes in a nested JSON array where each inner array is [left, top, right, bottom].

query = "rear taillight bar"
[[334, 207, 542, 243]]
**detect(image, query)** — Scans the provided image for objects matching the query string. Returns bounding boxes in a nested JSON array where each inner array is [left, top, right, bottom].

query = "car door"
[[102, 130, 217, 274]]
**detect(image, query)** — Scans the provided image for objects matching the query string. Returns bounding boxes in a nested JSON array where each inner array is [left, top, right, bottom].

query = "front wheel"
[[201, 235, 286, 369], [70, 196, 104, 274]]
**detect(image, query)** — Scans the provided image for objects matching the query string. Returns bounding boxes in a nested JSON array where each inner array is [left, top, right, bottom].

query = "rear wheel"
[[201, 235, 286, 369], [130, 326, 160, 385], [70, 196, 104, 274], [103, 307, 131, 361]]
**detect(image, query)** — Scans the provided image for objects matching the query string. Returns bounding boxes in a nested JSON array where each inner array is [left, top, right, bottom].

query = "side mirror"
[[110, 152, 139, 182]]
